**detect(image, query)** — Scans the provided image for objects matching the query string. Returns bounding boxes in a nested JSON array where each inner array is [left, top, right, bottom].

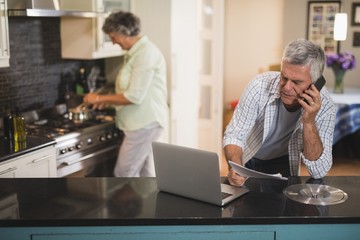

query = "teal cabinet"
[[1, 224, 360, 240]]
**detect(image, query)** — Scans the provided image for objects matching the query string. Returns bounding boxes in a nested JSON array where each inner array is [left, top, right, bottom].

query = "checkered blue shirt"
[[224, 72, 336, 178]]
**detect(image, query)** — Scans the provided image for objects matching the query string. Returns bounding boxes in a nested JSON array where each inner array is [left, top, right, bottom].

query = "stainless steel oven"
[[55, 122, 122, 177], [24, 106, 123, 177]]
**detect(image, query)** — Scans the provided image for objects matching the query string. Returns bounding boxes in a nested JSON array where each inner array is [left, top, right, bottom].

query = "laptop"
[[155, 191, 234, 218], [152, 142, 249, 206]]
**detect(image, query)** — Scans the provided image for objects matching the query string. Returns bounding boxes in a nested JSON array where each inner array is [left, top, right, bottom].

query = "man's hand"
[[297, 84, 321, 124], [224, 144, 247, 186], [227, 168, 248, 186]]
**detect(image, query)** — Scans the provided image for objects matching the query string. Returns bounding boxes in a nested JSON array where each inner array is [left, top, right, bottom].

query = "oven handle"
[[61, 145, 119, 166]]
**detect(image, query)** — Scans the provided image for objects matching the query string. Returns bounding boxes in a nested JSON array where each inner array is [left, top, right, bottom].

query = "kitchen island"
[[0, 176, 359, 239]]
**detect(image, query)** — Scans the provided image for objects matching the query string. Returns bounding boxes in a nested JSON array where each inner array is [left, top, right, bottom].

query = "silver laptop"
[[152, 142, 249, 206]]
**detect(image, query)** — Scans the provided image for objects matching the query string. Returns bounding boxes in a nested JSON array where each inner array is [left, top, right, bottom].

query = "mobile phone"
[[303, 75, 326, 105], [313, 75, 326, 91]]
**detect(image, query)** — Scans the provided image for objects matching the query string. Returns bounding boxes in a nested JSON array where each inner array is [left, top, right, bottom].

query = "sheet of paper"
[[228, 161, 288, 180]]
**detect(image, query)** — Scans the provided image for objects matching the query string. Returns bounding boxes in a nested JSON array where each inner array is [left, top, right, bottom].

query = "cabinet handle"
[[0, 167, 17, 175], [31, 155, 50, 164]]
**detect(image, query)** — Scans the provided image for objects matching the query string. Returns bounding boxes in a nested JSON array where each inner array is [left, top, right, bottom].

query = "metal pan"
[[68, 103, 94, 123]]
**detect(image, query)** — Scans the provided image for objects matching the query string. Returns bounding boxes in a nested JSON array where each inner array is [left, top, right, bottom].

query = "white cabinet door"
[[0, 145, 57, 178], [16, 146, 57, 177], [0, 0, 10, 67], [0, 162, 17, 178]]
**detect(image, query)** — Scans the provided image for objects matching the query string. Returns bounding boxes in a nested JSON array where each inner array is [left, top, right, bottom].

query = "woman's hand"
[[83, 93, 106, 110]]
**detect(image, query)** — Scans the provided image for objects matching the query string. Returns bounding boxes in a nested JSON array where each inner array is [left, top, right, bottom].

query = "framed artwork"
[[354, 32, 360, 47], [307, 1, 341, 54], [351, 2, 360, 26]]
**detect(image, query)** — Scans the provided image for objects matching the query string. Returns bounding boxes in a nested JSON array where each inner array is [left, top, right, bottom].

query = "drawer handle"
[[31, 155, 50, 163], [0, 167, 18, 175]]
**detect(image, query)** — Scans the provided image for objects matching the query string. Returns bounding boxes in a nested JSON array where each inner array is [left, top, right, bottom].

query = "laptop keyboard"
[[221, 192, 232, 199]]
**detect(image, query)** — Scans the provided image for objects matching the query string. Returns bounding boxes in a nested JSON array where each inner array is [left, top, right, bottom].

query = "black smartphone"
[[303, 75, 326, 105], [313, 75, 326, 91]]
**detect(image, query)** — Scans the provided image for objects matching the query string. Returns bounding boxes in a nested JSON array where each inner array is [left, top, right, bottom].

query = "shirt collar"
[[271, 73, 282, 100], [127, 35, 148, 56]]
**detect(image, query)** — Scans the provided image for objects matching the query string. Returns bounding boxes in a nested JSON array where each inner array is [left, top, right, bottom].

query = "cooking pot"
[[68, 103, 94, 123]]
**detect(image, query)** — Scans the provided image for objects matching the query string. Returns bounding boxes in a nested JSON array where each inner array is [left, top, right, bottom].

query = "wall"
[[130, 0, 200, 147], [223, 0, 284, 104], [224, 0, 360, 105], [284, 0, 360, 90], [0, 18, 101, 115], [0, 18, 76, 113]]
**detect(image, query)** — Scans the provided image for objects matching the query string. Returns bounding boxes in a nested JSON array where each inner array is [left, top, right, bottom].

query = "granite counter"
[[0, 176, 359, 239]]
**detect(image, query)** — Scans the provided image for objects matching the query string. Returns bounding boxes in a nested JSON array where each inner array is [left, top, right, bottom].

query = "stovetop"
[[26, 117, 112, 139], [24, 105, 116, 141]]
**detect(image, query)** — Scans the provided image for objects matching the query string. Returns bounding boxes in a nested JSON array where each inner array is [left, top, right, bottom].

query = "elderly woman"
[[84, 11, 168, 177]]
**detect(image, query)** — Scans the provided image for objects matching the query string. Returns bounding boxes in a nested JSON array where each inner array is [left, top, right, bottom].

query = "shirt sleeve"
[[223, 74, 267, 149], [300, 91, 336, 178]]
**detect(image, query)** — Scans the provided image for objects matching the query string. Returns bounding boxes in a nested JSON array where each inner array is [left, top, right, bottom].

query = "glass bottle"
[[76, 68, 87, 95], [3, 108, 14, 141], [13, 108, 26, 142]]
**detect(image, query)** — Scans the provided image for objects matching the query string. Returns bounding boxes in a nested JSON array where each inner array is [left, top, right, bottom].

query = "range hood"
[[7, 0, 104, 18]]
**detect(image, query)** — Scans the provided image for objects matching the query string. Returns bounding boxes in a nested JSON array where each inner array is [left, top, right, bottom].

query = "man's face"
[[279, 61, 312, 109]]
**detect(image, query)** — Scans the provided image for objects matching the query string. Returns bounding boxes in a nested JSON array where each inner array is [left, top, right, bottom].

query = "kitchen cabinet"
[[0, 145, 56, 178], [0, 0, 10, 67], [0, 160, 16, 177], [25, 228, 275, 240], [60, 0, 131, 59]]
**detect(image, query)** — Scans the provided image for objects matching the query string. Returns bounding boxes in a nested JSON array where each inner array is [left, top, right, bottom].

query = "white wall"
[[133, 0, 200, 148], [284, 0, 360, 90], [223, 0, 284, 104], [224, 0, 360, 104]]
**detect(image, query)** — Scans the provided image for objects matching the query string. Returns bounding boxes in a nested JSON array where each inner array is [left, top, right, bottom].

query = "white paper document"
[[228, 161, 288, 180]]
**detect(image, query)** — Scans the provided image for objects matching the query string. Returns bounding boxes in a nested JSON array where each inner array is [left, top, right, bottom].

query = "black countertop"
[[0, 176, 359, 227], [0, 136, 55, 163]]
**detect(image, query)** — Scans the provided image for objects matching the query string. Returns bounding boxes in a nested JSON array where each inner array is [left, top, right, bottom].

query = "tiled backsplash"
[[0, 17, 102, 115]]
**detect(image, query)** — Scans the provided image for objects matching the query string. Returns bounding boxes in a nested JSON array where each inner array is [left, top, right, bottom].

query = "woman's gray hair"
[[102, 11, 141, 36], [282, 39, 325, 82]]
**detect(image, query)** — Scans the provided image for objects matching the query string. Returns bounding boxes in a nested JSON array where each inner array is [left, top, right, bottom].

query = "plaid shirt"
[[224, 72, 336, 178]]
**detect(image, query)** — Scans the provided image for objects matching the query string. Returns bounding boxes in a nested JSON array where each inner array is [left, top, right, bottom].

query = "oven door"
[[57, 142, 120, 177]]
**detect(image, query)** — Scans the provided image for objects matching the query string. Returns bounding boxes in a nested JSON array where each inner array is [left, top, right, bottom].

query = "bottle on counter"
[[3, 108, 14, 141], [14, 139, 27, 152], [76, 68, 88, 95], [13, 108, 26, 142]]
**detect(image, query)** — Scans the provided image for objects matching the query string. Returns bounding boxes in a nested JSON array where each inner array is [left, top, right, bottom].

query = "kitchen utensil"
[[66, 86, 109, 123], [68, 103, 93, 123], [55, 104, 67, 115], [87, 66, 100, 93]]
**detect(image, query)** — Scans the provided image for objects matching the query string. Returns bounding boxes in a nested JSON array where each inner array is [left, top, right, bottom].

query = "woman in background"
[[84, 11, 168, 177]]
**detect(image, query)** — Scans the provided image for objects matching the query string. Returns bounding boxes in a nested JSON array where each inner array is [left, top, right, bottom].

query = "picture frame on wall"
[[354, 32, 360, 47], [351, 2, 360, 26], [307, 1, 341, 54]]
